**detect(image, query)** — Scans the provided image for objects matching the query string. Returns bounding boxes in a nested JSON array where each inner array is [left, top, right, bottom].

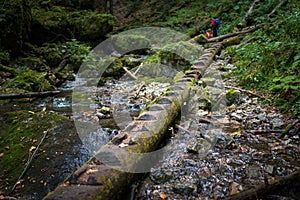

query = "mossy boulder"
[[31, 7, 114, 44], [0, 110, 87, 199], [143, 41, 203, 71], [226, 89, 242, 106], [112, 34, 150, 54], [4, 69, 51, 92], [0, 111, 65, 194], [70, 11, 114, 41]]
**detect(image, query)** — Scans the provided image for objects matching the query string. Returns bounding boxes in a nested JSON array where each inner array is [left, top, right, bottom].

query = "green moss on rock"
[[4, 69, 51, 92], [32, 7, 114, 43], [112, 34, 150, 54], [0, 110, 66, 193]]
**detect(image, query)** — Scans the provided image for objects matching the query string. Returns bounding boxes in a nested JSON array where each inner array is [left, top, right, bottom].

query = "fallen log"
[[207, 24, 263, 43], [225, 85, 271, 103], [0, 91, 61, 100], [267, 0, 286, 18], [123, 67, 138, 80], [241, 0, 260, 24], [278, 119, 299, 139], [43, 45, 222, 200], [224, 169, 300, 200]]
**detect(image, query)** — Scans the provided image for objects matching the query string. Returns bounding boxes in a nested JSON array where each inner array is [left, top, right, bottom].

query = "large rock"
[[31, 8, 114, 44]]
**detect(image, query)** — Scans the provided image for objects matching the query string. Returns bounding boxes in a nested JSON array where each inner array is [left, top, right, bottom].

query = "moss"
[[32, 7, 114, 43], [192, 34, 208, 44], [71, 12, 114, 40], [18, 56, 49, 71], [226, 89, 238, 106], [0, 110, 66, 192], [217, 65, 230, 71], [3, 69, 51, 92], [112, 34, 150, 54], [142, 41, 202, 72]]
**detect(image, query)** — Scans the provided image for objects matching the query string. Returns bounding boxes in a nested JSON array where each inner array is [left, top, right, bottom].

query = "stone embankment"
[[43, 44, 222, 199]]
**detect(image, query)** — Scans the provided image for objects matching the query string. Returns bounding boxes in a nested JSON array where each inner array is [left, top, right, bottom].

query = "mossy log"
[[43, 44, 222, 200]]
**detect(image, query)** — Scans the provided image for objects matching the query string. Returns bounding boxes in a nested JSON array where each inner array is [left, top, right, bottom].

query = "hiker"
[[211, 17, 220, 37]]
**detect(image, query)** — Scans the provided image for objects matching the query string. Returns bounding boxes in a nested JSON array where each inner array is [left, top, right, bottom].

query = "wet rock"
[[258, 113, 267, 121], [226, 89, 242, 106], [187, 138, 205, 154], [172, 182, 197, 195], [230, 112, 243, 121], [100, 106, 111, 114], [272, 117, 285, 129], [150, 168, 173, 183]]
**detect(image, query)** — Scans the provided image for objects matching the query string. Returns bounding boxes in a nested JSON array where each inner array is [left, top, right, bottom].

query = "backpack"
[[205, 30, 213, 38], [214, 18, 221, 28]]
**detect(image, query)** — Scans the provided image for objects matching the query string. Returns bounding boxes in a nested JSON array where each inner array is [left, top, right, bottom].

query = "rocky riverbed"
[[134, 55, 300, 199], [1, 53, 299, 200]]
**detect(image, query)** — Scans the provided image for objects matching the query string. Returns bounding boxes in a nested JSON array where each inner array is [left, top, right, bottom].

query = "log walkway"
[[43, 44, 222, 200]]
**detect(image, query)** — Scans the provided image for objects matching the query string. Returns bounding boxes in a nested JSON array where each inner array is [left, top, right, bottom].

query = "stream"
[[1, 54, 299, 199], [0, 60, 174, 199]]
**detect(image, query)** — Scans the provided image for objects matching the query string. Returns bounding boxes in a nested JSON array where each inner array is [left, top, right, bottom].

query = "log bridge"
[[43, 44, 222, 200]]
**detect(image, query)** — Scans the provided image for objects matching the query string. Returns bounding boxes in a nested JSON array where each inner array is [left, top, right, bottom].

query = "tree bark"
[[224, 170, 300, 200]]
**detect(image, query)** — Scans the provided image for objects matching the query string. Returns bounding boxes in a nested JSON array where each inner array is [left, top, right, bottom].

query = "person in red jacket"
[[211, 17, 220, 37]]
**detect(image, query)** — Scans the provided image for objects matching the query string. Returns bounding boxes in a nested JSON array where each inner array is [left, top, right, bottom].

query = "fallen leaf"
[[230, 182, 240, 195], [119, 143, 128, 148], [29, 146, 36, 152], [0, 152, 4, 157], [229, 130, 241, 136], [160, 193, 168, 199], [4, 146, 10, 150], [28, 111, 35, 114], [86, 168, 99, 174]]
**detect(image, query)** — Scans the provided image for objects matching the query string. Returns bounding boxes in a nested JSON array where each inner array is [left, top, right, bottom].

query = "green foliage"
[[18, 56, 49, 71], [64, 39, 91, 71], [4, 69, 51, 92], [143, 41, 203, 72], [0, 50, 10, 63], [33, 7, 114, 42], [226, 4, 300, 115], [40, 39, 91, 70]]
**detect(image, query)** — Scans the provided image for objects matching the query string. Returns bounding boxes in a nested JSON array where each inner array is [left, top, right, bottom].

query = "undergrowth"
[[226, 0, 300, 115]]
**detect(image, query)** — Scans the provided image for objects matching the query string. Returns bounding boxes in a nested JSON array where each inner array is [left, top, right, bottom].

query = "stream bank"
[[134, 54, 300, 200]]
